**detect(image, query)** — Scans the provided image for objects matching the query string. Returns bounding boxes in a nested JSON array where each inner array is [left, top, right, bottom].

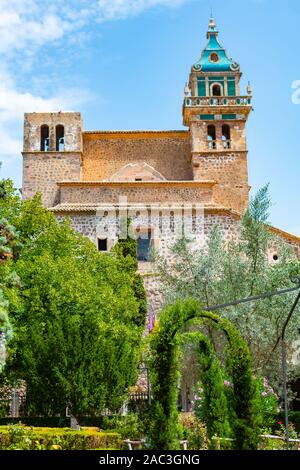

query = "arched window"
[[207, 124, 216, 149], [212, 84, 222, 97], [56, 125, 65, 151], [221, 124, 231, 149], [40, 125, 49, 152]]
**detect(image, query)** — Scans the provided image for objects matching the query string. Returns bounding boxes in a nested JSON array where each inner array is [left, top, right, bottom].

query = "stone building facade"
[[22, 18, 300, 313]]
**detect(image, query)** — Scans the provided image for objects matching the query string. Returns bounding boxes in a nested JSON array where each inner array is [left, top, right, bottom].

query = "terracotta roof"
[[57, 180, 216, 187], [83, 130, 188, 135], [268, 225, 300, 246], [50, 203, 237, 214]]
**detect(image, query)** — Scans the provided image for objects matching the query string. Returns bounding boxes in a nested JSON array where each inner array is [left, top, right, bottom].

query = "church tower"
[[183, 17, 252, 214]]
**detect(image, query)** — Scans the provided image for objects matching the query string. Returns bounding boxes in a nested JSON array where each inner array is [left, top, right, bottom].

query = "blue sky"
[[0, 0, 299, 235]]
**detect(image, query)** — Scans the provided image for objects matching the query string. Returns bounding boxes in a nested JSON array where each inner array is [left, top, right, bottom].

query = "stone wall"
[[82, 132, 193, 181], [190, 119, 249, 214], [24, 112, 83, 152], [190, 119, 247, 154], [23, 153, 81, 208], [55, 210, 241, 260], [22, 112, 83, 208], [59, 182, 215, 205], [192, 151, 249, 213]]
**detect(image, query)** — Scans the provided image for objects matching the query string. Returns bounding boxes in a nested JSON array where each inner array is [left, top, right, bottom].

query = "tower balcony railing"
[[207, 140, 217, 150], [184, 96, 252, 107], [207, 139, 231, 151], [221, 139, 231, 149]]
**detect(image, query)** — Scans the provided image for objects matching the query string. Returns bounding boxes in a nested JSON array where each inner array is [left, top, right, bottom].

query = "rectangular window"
[[98, 238, 108, 252], [137, 236, 151, 262], [197, 78, 206, 97], [200, 114, 215, 120], [227, 77, 236, 96], [222, 114, 236, 120]]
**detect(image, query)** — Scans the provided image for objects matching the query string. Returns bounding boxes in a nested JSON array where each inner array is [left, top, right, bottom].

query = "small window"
[[98, 239, 108, 252], [40, 125, 49, 152], [207, 124, 216, 149], [222, 124, 231, 149], [135, 178, 142, 181], [212, 84, 222, 96], [137, 234, 151, 262], [207, 125, 216, 140], [56, 125, 65, 151], [210, 53, 219, 63]]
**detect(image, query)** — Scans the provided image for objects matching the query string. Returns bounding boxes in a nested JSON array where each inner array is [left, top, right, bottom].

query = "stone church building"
[[22, 18, 300, 312]]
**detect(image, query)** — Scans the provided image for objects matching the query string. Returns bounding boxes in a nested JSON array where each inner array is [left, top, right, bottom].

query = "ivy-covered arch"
[[181, 331, 231, 441], [148, 299, 261, 450]]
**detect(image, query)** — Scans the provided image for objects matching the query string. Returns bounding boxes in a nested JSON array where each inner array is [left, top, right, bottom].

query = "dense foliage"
[[156, 185, 300, 390], [0, 424, 121, 450], [0, 178, 21, 371], [149, 300, 261, 450], [185, 332, 231, 441], [0, 175, 146, 416], [113, 220, 147, 328]]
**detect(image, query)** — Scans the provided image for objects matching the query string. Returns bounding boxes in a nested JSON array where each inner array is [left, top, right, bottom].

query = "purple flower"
[[261, 391, 268, 397], [224, 380, 231, 387]]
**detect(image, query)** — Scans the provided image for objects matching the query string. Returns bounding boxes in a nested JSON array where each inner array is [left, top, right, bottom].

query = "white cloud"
[[0, 0, 188, 54], [0, 70, 89, 160], [96, 0, 188, 21], [0, 1, 76, 55], [0, 0, 189, 171]]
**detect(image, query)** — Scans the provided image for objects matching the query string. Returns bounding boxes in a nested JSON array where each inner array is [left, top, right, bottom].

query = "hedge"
[[0, 426, 122, 450], [0, 417, 70, 428]]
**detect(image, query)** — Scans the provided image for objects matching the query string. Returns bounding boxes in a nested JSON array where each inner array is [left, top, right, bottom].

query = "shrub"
[[180, 413, 208, 450], [256, 377, 278, 430], [0, 425, 122, 450], [102, 414, 149, 440]]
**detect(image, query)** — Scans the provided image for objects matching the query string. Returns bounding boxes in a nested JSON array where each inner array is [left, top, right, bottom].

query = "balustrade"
[[184, 96, 251, 107], [207, 139, 232, 150]]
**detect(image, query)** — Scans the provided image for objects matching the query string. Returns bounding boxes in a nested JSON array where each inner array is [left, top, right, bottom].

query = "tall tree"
[[1, 176, 145, 416]]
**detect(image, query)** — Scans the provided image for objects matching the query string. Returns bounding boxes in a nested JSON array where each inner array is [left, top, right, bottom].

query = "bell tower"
[[183, 17, 253, 214]]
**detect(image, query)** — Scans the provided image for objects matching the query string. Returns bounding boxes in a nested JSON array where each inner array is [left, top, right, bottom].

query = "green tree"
[[113, 219, 147, 329], [0, 179, 21, 371], [0, 176, 145, 416]]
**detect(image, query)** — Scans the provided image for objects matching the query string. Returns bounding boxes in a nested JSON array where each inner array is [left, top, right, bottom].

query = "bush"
[[0, 424, 122, 450], [180, 413, 208, 450], [279, 412, 300, 433], [102, 414, 149, 441], [256, 377, 278, 430]]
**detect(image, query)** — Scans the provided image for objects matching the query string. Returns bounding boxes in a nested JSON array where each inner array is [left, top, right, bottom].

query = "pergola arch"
[[149, 299, 260, 450]]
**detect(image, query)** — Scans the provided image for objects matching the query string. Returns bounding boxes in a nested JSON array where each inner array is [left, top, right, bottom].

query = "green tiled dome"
[[193, 18, 240, 73]]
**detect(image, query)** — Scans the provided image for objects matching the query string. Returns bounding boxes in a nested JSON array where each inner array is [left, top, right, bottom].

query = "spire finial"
[[208, 14, 216, 32]]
